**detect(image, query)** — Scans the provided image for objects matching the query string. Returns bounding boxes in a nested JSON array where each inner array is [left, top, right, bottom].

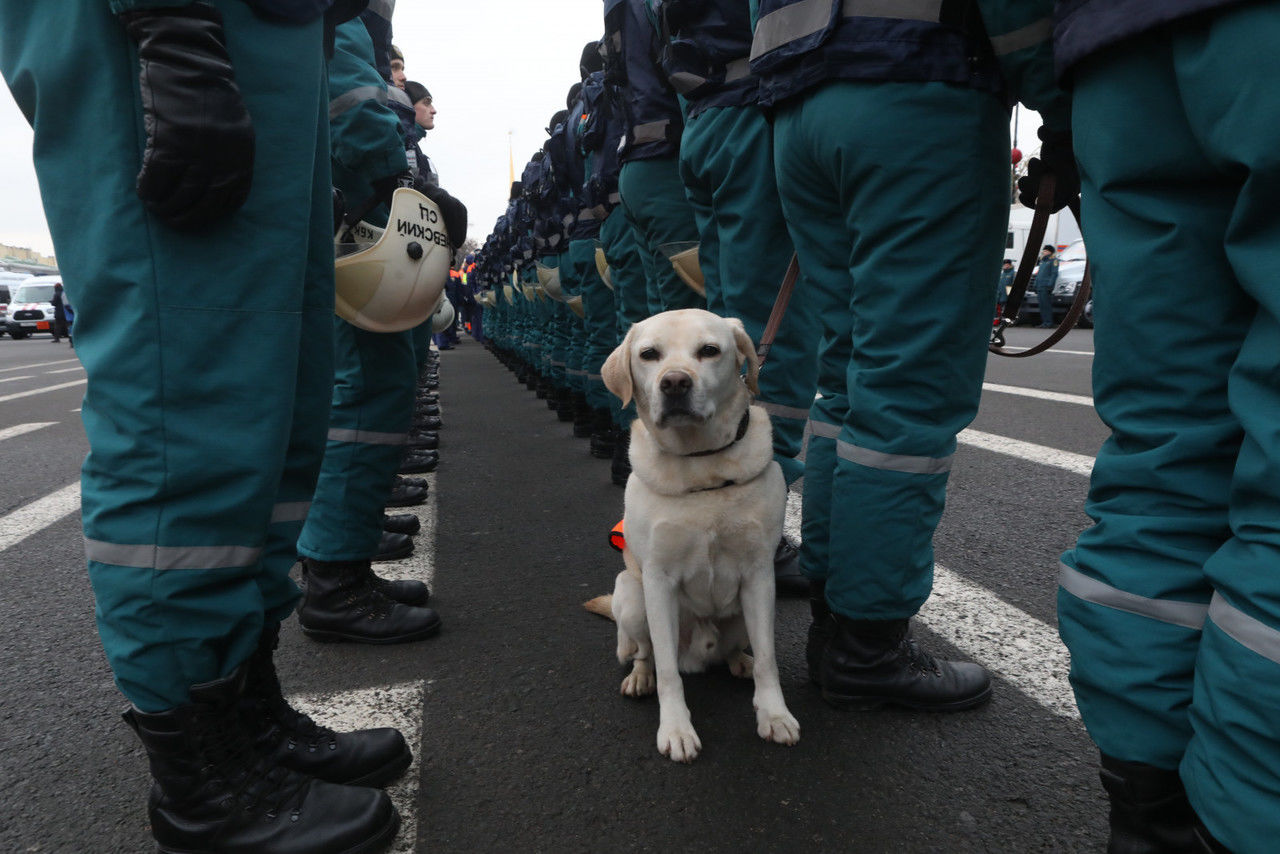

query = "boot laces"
[[247, 652, 339, 752], [192, 706, 307, 818], [901, 636, 943, 677]]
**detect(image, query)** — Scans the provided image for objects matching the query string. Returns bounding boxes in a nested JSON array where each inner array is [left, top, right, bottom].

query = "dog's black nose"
[[660, 371, 693, 397]]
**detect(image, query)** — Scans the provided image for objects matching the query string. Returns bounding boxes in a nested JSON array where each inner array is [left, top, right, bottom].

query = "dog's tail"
[[582, 594, 614, 621]]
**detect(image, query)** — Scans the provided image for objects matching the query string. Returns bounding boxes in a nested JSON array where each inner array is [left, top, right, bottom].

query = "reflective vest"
[[604, 0, 685, 164], [1053, 0, 1247, 79], [653, 0, 760, 117], [749, 0, 1004, 106]]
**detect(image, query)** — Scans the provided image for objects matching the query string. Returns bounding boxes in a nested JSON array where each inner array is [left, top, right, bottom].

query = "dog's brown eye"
[[639, 348, 660, 361], [698, 345, 721, 358]]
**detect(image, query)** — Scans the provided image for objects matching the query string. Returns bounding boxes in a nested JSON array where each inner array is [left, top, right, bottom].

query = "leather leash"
[[755, 252, 800, 368], [756, 171, 1089, 369], [990, 174, 1092, 358]]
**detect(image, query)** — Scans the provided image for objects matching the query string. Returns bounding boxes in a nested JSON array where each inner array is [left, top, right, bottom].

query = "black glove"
[[119, 5, 255, 230], [423, 185, 468, 250], [370, 171, 414, 209], [1017, 126, 1080, 213]]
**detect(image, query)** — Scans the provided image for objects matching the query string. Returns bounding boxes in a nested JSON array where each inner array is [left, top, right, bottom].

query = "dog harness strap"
[[684, 409, 752, 458]]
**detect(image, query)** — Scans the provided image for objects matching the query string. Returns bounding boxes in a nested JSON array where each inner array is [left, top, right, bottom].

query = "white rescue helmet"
[[334, 187, 450, 332], [430, 294, 455, 333], [535, 259, 565, 301]]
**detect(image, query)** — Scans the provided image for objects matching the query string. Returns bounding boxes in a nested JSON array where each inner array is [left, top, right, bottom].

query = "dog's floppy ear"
[[727, 317, 760, 396], [602, 324, 636, 407]]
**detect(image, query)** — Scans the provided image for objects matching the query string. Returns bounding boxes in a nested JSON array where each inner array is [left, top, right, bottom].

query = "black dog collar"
[[684, 409, 751, 458]]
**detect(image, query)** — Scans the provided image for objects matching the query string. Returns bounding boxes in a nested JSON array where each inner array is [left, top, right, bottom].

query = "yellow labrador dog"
[[601, 309, 799, 763]]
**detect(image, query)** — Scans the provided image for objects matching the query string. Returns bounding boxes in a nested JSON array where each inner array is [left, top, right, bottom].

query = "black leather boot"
[[590, 412, 616, 459], [373, 531, 413, 562], [385, 482, 427, 508], [611, 428, 631, 486], [806, 579, 835, 686], [773, 538, 808, 597], [414, 402, 441, 418], [242, 624, 412, 788], [570, 393, 591, 431], [395, 475, 429, 491], [123, 667, 398, 854], [1099, 754, 1202, 854], [413, 414, 443, 431], [398, 449, 438, 474], [820, 615, 991, 711], [297, 558, 441, 644], [382, 513, 420, 536], [406, 430, 438, 451]]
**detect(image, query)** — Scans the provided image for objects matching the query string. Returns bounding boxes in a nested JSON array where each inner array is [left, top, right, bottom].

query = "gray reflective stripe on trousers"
[[1209, 593, 1280, 666], [587, 373, 603, 382], [269, 501, 311, 524], [329, 85, 387, 120], [85, 538, 261, 570], [753, 0, 943, 60], [551, 360, 567, 367], [1059, 562, 1209, 631], [837, 439, 952, 474], [566, 368, 590, 377], [327, 428, 409, 446], [808, 420, 840, 440], [760, 401, 811, 421], [632, 119, 670, 145], [989, 17, 1052, 56]]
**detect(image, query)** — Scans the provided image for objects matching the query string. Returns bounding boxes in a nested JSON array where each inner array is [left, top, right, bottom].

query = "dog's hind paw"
[[657, 721, 702, 763], [757, 708, 800, 746], [620, 660, 655, 697], [728, 652, 754, 679]]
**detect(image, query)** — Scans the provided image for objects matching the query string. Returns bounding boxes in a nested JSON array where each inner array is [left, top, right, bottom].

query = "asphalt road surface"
[[0, 325, 1113, 852]]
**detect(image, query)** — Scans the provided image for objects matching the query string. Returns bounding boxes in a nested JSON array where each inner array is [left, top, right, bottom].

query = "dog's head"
[[602, 309, 759, 429]]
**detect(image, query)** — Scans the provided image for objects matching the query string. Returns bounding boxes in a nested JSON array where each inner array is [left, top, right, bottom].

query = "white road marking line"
[[983, 382, 1094, 408], [289, 681, 427, 854], [999, 347, 1095, 356], [0, 375, 34, 384], [0, 358, 77, 374], [0, 422, 57, 443], [0, 481, 80, 553], [959, 429, 1095, 476], [71, 408, 81, 413], [0, 378, 86, 404], [920, 565, 1079, 720], [45, 366, 83, 374]]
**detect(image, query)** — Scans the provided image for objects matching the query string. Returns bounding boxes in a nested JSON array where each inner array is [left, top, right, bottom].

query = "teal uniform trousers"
[[1060, 7, 1280, 849], [0, 0, 334, 710]]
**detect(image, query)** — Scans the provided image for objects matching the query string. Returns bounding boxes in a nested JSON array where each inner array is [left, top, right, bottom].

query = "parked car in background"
[[4, 274, 62, 339], [0, 270, 33, 338]]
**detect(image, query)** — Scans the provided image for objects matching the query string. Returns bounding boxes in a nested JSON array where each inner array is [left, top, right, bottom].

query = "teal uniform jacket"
[[296, 16, 416, 564], [0, 0, 336, 710]]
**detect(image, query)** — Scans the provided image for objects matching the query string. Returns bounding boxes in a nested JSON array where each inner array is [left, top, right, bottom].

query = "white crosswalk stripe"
[[959, 429, 1095, 476], [46, 366, 84, 375], [0, 422, 57, 443], [0, 358, 77, 374], [0, 378, 86, 404], [0, 374, 34, 384], [982, 381, 1094, 407], [0, 481, 80, 553]]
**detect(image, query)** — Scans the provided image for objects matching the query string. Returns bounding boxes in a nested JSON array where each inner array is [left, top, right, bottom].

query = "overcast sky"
[[0, 1, 1042, 259]]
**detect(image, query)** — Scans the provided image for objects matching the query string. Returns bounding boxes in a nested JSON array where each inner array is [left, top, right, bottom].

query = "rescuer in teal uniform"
[[1049, 1, 1280, 850], [751, 0, 1072, 711], [604, 0, 704, 313], [0, 0, 403, 850], [295, 11, 443, 645]]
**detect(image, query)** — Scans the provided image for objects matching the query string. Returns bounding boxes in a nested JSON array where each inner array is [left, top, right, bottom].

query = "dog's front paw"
[[620, 659, 655, 697], [756, 707, 800, 746], [656, 720, 702, 763]]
